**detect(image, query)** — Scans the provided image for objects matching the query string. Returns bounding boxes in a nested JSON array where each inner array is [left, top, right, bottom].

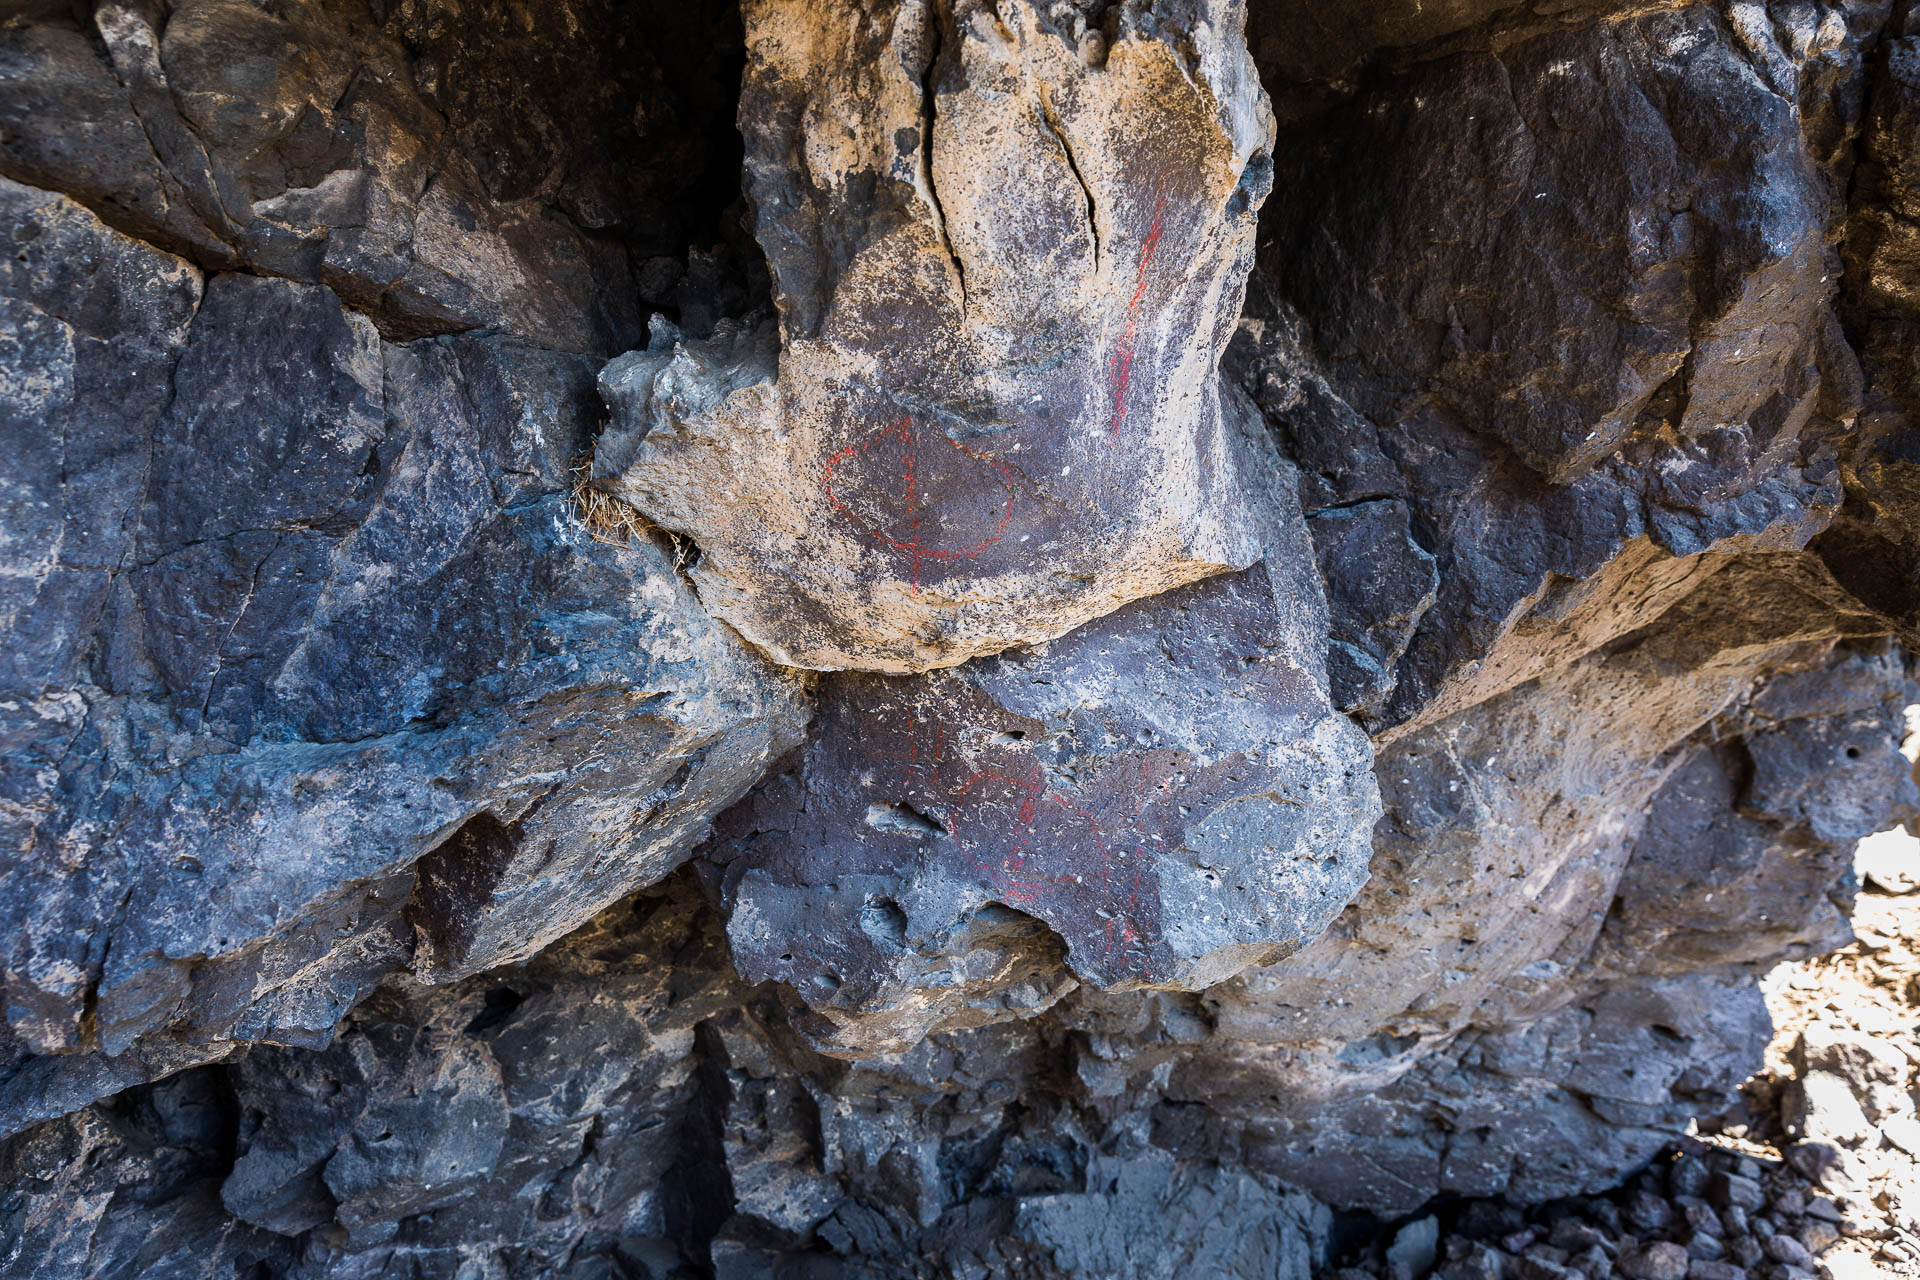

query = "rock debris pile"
[[1328, 860, 1920, 1280], [2, 0, 1920, 1275]]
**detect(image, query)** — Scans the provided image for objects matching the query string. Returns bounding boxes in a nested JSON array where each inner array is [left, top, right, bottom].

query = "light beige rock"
[[595, 0, 1277, 672]]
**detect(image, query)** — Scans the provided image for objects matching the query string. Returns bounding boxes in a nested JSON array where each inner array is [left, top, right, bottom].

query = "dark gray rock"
[[5, 0, 1920, 1273], [1711, 1173, 1770, 1214], [0, 0, 750, 354], [1619, 1243, 1691, 1280], [1307, 499, 1439, 723], [1688, 1263, 1750, 1280], [702, 520, 1379, 1055], [932, 1148, 1329, 1280], [1688, 1233, 1728, 1263], [1388, 1216, 1442, 1277], [0, 179, 807, 1133], [1236, 0, 1885, 737]]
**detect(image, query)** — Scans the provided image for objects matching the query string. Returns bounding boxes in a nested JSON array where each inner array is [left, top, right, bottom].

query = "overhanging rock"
[[702, 470, 1380, 1056], [594, 0, 1279, 673]]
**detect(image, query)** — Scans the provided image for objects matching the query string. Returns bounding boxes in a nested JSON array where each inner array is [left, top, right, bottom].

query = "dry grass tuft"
[[569, 454, 693, 570]]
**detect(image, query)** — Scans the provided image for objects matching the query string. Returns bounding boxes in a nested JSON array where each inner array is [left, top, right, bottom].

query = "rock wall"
[[0, 0, 1917, 1276]]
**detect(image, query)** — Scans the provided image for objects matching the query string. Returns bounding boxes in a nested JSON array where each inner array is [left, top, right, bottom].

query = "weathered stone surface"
[[1236, 0, 1881, 736], [0, 875, 1337, 1279], [593, 0, 1279, 672], [0, 0, 748, 354], [702, 490, 1378, 1053], [0, 178, 807, 1133], [1163, 597, 1916, 1212], [1306, 499, 1439, 721], [7, 0, 1920, 1273], [1818, 1, 1920, 639]]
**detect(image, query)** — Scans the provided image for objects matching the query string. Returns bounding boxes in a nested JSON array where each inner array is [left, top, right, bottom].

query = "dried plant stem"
[[569, 454, 693, 570]]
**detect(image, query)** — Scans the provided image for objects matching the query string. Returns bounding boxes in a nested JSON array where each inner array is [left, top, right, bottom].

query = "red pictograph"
[[948, 762, 1109, 912], [924, 744, 1164, 978], [1108, 189, 1171, 441], [821, 416, 1018, 593], [842, 686, 1186, 979]]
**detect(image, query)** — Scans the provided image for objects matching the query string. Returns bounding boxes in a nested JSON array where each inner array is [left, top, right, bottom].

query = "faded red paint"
[[899, 733, 1162, 976], [1108, 190, 1170, 440], [821, 416, 1018, 593]]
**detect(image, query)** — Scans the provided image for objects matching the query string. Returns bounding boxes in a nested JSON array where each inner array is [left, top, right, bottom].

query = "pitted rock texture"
[[702, 508, 1378, 1054], [5, 0, 1920, 1275], [591, 0, 1279, 673]]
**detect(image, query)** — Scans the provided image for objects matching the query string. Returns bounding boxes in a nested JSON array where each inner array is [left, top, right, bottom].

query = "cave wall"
[[2, 0, 1918, 1276]]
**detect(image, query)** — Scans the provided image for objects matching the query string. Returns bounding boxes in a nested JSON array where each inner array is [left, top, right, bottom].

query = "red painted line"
[[1109, 189, 1170, 441], [858, 708, 1173, 975], [820, 416, 1018, 594]]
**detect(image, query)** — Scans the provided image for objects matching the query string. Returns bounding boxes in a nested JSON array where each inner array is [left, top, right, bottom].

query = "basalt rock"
[[1237, 0, 1884, 737], [592, 0, 1279, 673], [700, 477, 1379, 1055], [0, 177, 807, 1135], [5, 0, 1920, 1274], [0, 0, 753, 354]]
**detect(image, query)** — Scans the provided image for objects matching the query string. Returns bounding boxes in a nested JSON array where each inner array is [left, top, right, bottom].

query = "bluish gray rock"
[[2, 0, 1920, 1274], [0, 179, 808, 1135]]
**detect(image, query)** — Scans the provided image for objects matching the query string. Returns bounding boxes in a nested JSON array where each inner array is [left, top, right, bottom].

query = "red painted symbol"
[[850, 704, 1172, 979], [1108, 189, 1171, 441], [941, 756, 1161, 978], [949, 762, 1111, 913], [821, 417, 1018, 593]]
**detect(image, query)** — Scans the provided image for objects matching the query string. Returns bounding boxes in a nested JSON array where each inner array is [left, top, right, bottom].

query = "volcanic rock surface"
[[592, 0, 1279, 673], [1, 0, 1918, 1276]]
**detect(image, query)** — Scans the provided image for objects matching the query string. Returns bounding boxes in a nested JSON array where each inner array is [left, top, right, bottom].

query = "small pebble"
[[1686, 1233, 1727, 1262], [1618, 1241, 1691, 1280], [1721, 1206, 1750, 1238], [1550, 1222, 1610, 1254], [1686, 1263, 1747, 1280], [1710, 1173, 1768, 1213], [1785, 1143, 1842, 1185], [1797, 1222, 1839, 1254], [1512, 1257, 1578, 1280], [1802, 1196, 1842, 1224], [1627, 1190, 1677, 1234], [1763, 1236, 1812, 1268], [1587, 1202, 1626, 1236], [1572, 1244, 1611, 1278], [1682, 1203, 1722, 1237], [1669, 1157, 1710, 1199]]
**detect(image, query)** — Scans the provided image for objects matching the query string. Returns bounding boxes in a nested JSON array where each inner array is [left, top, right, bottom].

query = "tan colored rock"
[[595, 0, 1277, 672]]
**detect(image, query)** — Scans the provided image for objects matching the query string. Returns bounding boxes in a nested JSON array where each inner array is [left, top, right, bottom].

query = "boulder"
[[592, 0, 1281, 672], [0, 179, 807, 1133], [702, 483, 1378, 1053]]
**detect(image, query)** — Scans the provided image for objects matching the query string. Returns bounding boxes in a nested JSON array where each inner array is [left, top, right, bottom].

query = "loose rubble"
[[1323, 841, 1920, 1280]]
